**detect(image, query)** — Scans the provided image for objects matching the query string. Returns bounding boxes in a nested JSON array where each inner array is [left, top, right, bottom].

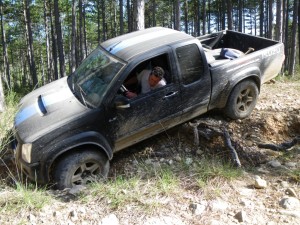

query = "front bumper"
[[15, 142, 49, 184]]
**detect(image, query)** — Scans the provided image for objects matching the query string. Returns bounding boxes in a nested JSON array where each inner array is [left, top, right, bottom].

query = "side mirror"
[[114, 95, 130, 109]]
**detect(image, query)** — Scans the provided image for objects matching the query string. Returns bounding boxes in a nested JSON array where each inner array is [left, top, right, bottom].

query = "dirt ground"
[[0, 79, 300, 225]]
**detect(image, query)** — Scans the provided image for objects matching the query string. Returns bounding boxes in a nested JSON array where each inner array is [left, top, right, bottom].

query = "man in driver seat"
[[125, 66, 166, 99]]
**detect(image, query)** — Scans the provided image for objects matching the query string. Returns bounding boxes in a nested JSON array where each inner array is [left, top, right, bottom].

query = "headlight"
[[22, 143, 32, 163]]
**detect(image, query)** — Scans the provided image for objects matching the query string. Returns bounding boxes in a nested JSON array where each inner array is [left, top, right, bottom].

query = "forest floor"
[[0, 78, 300, 225]]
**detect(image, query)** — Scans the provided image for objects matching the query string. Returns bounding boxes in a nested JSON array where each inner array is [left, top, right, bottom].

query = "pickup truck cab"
[[14, 27, 284, 189]]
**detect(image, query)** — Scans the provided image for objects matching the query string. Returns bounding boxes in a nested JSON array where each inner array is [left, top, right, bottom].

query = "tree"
[[275, 0, 283, 42], [71, 0, 77, 72], [0, 0, 10, 88], [133, 0, 145, 30], [288, 0, 298, 76], [53, 0, 65, 78], [174, 0, 180, 31], [23, 0, 38, 87]]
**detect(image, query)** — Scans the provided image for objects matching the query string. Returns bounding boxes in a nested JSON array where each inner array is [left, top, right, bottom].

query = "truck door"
[[107, 52, 182, 151], [175, 43, 211, 121]]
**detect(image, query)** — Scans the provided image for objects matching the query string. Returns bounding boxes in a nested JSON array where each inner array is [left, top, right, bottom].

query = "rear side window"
[[176, 44, 204, 85]]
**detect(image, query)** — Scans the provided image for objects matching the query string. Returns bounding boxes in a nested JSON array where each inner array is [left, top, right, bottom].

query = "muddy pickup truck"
[[13, 27, 284, 189]]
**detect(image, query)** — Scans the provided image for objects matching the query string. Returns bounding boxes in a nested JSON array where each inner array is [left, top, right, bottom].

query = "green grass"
[[0, 184, 51, 213], [0, 91, 19, 155]]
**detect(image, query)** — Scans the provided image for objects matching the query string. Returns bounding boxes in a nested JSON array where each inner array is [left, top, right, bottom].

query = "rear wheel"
[[224, 80, 258, 119], [53, 149, 109, 190]]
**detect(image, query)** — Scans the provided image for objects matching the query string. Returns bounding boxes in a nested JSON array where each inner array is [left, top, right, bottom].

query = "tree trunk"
[[152, 0, 156, 27], [119, 0, 124, 34], [202, 0, 206, 34], [54, 0, 65, 78], [268, 0, 273, 39], [71, 0, 77, 72], [133, 0, 145, 31], [0, 74, 4, 112], [49, 2, 58, 81], [174, 0, 180, 31], [288, 0, 298, 76], [0, 0, 10, 89], [127, 0, 132, 32], [238, 0, 242, 32], [43, 0, 52, 82], [102, 0, 107, 40], [184, 0, 188, 33], [275, 0, 283, 42], [260, 0, 264, 37], [23, 0, 38, 87], [221, 0, 225, 30], [226, 0, 232, 30], [284, 0, 290, 70]]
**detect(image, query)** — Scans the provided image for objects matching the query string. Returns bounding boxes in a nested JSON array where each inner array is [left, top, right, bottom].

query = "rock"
[[27, 214, 37, 223], [285, 188, 298, 198], [175, 155, 182, 162], [210, 200, 228, 212], [245, 140, 253, 146], [234, 210, 246, 222], [145, 159, 152, 165], [69, 185, 87, 195], [279, 197, 300, 209], [284, 162, 297, 168], [267, 160, 281, 168], [254, 176, 267, 189], [100, 214, 119, 225], [280, 181, 290, 188], [185, 158, 193, 165], [189, 202, 206, 215]]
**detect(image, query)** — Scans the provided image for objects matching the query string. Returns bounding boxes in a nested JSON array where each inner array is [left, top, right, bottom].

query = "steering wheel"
[[120, 85, 128, 93]]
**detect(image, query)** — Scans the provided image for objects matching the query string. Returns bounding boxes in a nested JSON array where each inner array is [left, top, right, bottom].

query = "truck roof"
[[101, 27, 194, 61]]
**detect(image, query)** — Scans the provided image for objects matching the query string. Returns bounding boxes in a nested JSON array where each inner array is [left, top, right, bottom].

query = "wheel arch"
[[47, 131, 113, 180]]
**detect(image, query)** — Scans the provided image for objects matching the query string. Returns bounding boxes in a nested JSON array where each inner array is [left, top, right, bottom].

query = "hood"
[[14, 77, 89, 143]]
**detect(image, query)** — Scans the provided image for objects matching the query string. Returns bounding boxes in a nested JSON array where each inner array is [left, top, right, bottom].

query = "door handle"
[[163, 91, 178, 100]]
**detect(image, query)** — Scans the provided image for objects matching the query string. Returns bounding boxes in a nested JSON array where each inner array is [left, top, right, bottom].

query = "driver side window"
[[121, 53, 171, 99]]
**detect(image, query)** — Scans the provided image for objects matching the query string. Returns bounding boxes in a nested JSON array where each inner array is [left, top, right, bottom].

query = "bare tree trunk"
[[119, 0, 124, 34], [0, 74, 4, 112], [260, 0, 264, 37], [50, 2, 58, 81], [202, 0, 206, 34], [284, 0, 290, 70], [127, 0, 132, 32], [275, 0, 283, 42], [44, 0, 52, 82], [54, 0, 65, 78], [152, 0, 156, 27], [226, 0, 233, 30], [288, 0, 298, 76], [71, 0, 77, 72], [133, 0, 145, 31], [268, 0, 273, 39], [221, 0, 225, 30], [83, 1, 87, 57], [0, 0, 10, 89], [23, 0, 38, 87], [102, 0, 107, 40], [174, 0, 180, 31], [238, 0, 242, 32], [184, 0, 188, 33]]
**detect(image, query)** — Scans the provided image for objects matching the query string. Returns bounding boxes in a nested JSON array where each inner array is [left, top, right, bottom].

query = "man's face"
[[148, 74, 161, 87]]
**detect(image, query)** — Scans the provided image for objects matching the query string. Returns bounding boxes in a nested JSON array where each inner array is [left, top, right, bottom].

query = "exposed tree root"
[[257, 136, 300, 151], [189, 119, 242, 167]]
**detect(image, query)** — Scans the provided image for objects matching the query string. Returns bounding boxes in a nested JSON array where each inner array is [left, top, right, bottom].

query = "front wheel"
[[224, 80, 259, 119], [53, 149, 109, 190]]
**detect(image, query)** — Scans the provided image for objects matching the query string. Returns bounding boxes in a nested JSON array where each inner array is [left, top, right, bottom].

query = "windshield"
[[70, 46, 124, 107]]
